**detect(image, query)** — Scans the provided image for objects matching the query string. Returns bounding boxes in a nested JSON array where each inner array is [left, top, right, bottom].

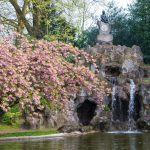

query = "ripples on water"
[[0, 132, 150, 150]]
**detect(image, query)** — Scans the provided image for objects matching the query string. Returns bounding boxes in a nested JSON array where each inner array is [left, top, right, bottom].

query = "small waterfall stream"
[[111, 77, 117, 121], [128, 79, 135, 131], [112, 85, 116, 120], [110, 78, 138, 131]]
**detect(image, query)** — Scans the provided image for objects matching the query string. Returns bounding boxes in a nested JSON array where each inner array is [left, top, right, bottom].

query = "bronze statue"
[[96, 10, 113, 44], [97, 10, 109, 29], [101, 10, 108, 23]]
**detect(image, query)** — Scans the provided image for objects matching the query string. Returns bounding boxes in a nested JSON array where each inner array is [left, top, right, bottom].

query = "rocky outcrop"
[[134, 64, 150, 131], [87, 44, 143, 96], [22, 43, 149, 132], [87, 44, 143, 78], [86, 44, 146, 130], [142, 65, 150, 78], [22, 89, 104, 131]]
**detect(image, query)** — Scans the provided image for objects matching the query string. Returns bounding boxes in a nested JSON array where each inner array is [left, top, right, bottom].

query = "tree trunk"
[[9, 0, 43, 38], [32, 2, 44, 39]]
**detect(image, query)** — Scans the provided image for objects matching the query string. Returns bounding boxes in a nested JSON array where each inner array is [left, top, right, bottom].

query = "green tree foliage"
[[75, 1, 150, 63], [56, 0, 105, 33], [106, 2, 129, 46], [128, 0, 150, 63], [74, 2, 127, 49], [0, 0, 76, 44], [106, 1, 150, 63], [74, 27, 99, 48], [42, 4, 77, 43]]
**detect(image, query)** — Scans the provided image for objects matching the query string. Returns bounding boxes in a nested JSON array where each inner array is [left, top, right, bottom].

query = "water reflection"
[[0, 132, 150, 150]]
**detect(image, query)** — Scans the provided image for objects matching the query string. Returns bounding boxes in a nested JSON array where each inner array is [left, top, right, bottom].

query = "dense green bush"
[[66, 53, 75, 63], [1, 105, 21, 126], [103, 105, 110, 112]]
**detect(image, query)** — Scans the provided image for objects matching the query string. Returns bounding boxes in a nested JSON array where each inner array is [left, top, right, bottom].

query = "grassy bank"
[[0, 124, 58, 137], [143, 78, 150, 83], [0, 130, 58, 137], [0, 124, 20, 133]]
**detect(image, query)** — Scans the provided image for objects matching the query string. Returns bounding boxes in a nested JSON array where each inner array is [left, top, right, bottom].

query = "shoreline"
[[0, 131, 98, 142], [0, 133, 65, 141]]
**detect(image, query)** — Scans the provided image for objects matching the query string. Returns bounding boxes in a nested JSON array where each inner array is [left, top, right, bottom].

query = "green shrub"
[[103, 105, 110, 112], [40, 95, 60, 110], [66, 53, 75, 63], [1, 105, 21, 126], [144, 78, 150, 82]]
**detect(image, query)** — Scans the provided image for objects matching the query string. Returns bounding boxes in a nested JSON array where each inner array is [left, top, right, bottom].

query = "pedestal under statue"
[[97, 11, 113, 44]]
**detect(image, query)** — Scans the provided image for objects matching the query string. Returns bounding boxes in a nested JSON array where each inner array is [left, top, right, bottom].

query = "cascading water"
[[111, 77, 117, 121], [128, 79, 135, 131]]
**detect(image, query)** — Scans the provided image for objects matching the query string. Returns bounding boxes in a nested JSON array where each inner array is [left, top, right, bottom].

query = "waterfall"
[[112, 85, 116, 116], [111, 77, 117, 121], [128, 79, 135, 131]]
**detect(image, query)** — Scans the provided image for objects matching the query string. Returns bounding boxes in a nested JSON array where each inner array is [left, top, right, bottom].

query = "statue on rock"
[[97, 10, 113, 44], [101, 10, 108, 23]]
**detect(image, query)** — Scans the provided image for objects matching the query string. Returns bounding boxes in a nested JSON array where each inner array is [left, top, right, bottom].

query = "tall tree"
[[0, 0, 76, 42], [57, 0, 105, 33], [106, 2, 129, 46], [0, 0, 105, 39], [128, 0, 150, 63], [74, 26, 99, 48], [40, 3, 77, 43], [74, 2, 128, 48]]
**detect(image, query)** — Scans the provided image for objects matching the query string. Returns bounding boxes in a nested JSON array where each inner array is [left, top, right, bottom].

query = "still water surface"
[[0, 132, 150, 150]]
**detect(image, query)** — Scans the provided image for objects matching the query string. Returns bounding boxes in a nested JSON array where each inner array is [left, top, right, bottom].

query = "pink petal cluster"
[[0, 34, 110, 114]]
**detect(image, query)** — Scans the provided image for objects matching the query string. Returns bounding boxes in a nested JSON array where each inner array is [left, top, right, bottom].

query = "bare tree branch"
[[0, 14, 17, 28], [9, 0, 33, 34]]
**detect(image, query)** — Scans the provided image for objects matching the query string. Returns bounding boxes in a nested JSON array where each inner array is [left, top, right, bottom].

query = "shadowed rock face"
[[112, 97, 129, 122], [77, 100, 97, 125], [111, 94, 142, 122], [86, 44, 145, 131], [105, 65, 121, 76]]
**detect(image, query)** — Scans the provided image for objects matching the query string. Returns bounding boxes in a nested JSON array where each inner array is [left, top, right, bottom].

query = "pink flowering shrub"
[[0, 34, 110, 116]]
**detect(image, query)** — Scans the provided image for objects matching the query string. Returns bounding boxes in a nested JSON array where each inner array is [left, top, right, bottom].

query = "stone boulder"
[[141, 83, 150, 118], [22, 88, 105, 130], [137, 118, 150, 131]]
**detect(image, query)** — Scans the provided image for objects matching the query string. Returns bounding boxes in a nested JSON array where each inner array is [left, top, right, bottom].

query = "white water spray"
[[128, 79, 135, 131], [111, 78, 116, 121]]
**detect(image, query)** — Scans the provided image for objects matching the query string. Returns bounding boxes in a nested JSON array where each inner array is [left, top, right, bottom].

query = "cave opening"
[[105, 66, 121, 76], [77, 100, 97, 125]]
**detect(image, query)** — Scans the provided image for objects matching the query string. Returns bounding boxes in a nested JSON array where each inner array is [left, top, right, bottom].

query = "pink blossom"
[[0, 34, 109, 115]]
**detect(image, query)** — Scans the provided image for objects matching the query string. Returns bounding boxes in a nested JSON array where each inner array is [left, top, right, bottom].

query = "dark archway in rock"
[[105, 66, 121, 76], [77, 100, 97, 125]]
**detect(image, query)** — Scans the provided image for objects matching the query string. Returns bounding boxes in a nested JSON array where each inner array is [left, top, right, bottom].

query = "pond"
[[0, 132, 150, 150]]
